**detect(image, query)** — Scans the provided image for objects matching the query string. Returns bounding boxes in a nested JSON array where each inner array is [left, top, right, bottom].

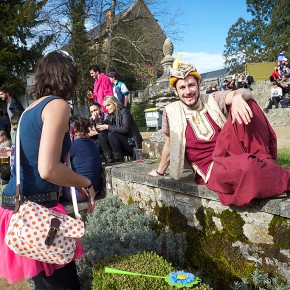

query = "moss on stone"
[[218, 209, 245, 239], [154, 203, 290, 288], [155, 204, 256, 288], [268, 215, 290, 250], [127, 196, 135, 205], [154, 204, 188, 234]]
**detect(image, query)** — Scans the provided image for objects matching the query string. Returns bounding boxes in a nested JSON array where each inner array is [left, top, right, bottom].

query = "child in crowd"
[[61, 117, 103, 202], [0, 131, 11, 149]]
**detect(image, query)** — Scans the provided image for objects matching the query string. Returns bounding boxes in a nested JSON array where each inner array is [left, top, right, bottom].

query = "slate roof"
[[200, 68, 228, 82]]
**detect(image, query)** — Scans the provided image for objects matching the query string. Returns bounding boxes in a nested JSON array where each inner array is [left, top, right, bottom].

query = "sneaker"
[[263, 108, 269, 113]]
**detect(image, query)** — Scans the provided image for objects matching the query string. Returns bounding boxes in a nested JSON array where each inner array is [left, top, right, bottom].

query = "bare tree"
[[38, 0, 182, 95]]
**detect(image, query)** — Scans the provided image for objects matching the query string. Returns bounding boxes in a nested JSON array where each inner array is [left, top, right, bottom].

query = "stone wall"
[[103, 162, 290, 287], [102, 80, 290, 287]]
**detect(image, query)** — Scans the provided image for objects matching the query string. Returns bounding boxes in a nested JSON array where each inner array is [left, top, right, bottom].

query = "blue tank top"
[[4, 96, 71, 195]]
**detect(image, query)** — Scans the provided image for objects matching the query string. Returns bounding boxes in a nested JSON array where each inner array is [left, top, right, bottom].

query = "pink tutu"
[[0, 203, 85, 284]]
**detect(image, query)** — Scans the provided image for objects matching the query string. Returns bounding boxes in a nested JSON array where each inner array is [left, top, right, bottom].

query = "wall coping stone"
[[104, 161, 290, 218]]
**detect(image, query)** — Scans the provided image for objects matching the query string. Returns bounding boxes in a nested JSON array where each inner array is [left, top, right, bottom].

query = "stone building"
[[87, 0, 167, 89]]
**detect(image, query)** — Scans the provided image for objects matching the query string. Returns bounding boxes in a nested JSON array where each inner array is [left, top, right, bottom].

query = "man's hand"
[[231, 94, 253, 125]]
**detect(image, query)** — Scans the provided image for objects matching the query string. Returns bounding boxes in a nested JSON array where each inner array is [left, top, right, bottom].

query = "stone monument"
[[130, 38, 177, 110]]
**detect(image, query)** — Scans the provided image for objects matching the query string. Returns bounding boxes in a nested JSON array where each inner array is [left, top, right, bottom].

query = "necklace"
[[183, 103, 214, 140]]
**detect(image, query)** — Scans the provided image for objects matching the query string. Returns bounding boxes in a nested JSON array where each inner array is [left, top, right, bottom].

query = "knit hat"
[[169, 57, 201, 88], [108, 71, 118, 78]]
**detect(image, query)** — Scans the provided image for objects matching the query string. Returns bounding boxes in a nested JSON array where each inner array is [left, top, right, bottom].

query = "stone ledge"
[[104, 161, 290, 218]]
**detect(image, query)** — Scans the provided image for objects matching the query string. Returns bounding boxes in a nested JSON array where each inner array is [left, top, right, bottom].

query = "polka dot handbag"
[[5, 200, 84, 264], [5, 110, 85, 264]]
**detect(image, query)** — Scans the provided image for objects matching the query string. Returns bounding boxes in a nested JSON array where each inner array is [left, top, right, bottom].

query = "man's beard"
[[179, 92, 200, 109]]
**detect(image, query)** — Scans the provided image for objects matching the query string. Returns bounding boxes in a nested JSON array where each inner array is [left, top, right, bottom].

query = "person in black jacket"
[[96, 95, 142, 163]]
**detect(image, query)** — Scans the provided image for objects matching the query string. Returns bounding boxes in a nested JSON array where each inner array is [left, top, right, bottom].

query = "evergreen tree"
[[68, 0, 94, 106], [222, 0, 290, 73], [0, 0, 52, 96]]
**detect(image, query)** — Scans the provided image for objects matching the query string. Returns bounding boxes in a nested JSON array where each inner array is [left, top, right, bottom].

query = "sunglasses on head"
[[44, 50, 74, 63]]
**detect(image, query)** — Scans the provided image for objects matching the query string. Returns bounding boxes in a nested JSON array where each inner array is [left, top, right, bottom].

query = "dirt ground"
[[275, 126, 290, 149], [0, 279, 32, 289]]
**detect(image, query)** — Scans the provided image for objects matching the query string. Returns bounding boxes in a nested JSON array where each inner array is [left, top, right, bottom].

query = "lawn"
[[277, 148, 290, 169]]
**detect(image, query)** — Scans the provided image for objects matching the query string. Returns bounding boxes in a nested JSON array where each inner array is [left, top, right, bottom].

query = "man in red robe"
[[148, 60, 290, 207]]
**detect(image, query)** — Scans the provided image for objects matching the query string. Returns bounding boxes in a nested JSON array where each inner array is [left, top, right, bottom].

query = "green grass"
[[277, 148, 290, 169]]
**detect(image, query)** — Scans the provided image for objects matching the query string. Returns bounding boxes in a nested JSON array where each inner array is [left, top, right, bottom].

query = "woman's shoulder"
[[27, 96, 69, 112], [41, 97, 71, 117]]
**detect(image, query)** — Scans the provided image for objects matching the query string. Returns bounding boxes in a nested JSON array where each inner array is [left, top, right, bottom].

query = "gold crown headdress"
[[169, 55, 201, 87]]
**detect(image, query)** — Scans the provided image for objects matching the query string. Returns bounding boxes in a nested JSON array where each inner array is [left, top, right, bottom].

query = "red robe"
[[206, 99, 290, 206]]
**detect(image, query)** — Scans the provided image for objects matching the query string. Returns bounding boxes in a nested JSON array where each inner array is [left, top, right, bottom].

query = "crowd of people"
[[265, 51, 290, 111], [86, 66, 142, 164], [0, 65, 142, 203], [205, 73, 253, 95]]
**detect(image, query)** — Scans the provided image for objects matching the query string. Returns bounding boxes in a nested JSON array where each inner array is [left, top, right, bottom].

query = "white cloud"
[[173, 51, 225, 74]]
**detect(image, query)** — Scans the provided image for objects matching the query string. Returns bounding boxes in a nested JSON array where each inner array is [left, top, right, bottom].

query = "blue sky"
[[162, 0, 252, 73]]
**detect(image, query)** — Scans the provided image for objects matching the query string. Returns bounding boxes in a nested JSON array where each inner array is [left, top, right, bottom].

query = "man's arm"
[[124, 94, 129, 107], [148, 135, 170, 176], [225, 88, 253, 125], [103, 76, 113, 97]]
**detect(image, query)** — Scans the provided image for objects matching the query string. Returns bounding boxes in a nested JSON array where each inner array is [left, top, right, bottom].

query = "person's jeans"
[[98, 131, 134, 157], [266, 96, 281, 109]]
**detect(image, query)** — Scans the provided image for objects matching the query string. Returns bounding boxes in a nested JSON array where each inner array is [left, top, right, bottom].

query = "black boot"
[[112, 152, 124, 163], [103, 151, 114, 164]]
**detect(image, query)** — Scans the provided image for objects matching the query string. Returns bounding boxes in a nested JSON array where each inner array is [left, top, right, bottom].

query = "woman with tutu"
[[0, 51, 96, 289]]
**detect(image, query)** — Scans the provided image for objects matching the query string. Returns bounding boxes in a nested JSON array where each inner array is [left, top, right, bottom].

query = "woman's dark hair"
[[74, 116, 90, 135], [32, 51, 78, 100], [89, 102, 102, 110], [0, 87, 9, 94]]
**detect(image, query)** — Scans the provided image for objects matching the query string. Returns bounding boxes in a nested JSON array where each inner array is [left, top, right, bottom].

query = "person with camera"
[[88, 102, 103, 142], [96, 96, 142, 163]]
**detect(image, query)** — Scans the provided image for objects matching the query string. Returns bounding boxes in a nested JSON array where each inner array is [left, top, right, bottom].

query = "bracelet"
[[156, 170, 168, 176], [84, 183, 93, 195]]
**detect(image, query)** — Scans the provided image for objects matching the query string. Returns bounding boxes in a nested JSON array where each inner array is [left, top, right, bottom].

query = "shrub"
[[130, 102, 151, 129], [77, 196, 186, 289], [231, 268, 288, 289], [92, 251, 213, 290]]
